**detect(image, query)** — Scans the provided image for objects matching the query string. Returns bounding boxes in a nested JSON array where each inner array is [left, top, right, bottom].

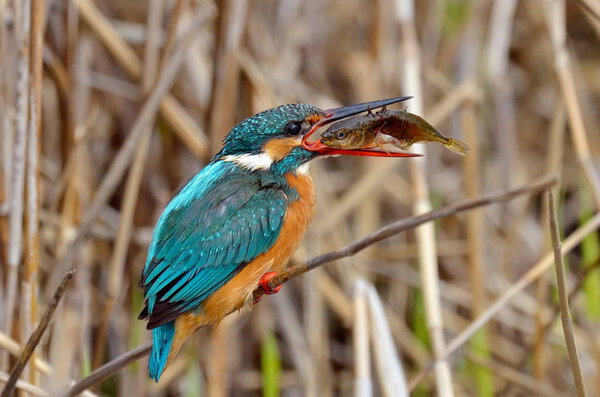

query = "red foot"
[[253, 272, 282, 305], [259, 272, 282, 295]]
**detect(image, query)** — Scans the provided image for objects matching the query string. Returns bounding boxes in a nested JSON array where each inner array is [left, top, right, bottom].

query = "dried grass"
[[1, 0, 600, 395]]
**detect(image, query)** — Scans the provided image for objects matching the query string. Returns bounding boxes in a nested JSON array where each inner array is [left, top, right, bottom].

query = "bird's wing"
[[139, 162, 288, 329]]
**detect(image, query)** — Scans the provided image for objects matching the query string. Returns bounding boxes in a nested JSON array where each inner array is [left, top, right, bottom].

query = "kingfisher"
[[139, 97, 416, 381]]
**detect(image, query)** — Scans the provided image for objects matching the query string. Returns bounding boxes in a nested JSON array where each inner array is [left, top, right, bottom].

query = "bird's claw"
[[259, 272, 282, 295], [252, 272, 282, 305]]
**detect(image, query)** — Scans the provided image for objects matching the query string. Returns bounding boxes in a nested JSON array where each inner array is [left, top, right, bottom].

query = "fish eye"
[[336, 131, 346, 139], [284, 121, 303, 136]]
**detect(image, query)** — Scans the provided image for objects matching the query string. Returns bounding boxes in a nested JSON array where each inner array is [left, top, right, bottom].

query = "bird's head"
[[217, 98, 418, 175]]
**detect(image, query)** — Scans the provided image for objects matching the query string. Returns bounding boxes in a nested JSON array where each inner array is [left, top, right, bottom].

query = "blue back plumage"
[[140, 161, 292, 326]]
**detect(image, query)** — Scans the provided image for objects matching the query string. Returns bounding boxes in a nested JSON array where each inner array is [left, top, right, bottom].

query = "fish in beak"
[[302, 97, 421, 158]]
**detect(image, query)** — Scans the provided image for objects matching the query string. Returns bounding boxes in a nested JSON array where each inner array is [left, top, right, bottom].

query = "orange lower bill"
[[302, 139, 421, 158]]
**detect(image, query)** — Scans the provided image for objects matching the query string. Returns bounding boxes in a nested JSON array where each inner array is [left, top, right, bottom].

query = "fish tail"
[[444, 138, 470, 156], [149, 322, 175, 382]]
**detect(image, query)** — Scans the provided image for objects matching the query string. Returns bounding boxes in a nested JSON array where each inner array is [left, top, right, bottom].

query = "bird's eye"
[[336, 131, 346, 139], [285, 121, 303, 136]]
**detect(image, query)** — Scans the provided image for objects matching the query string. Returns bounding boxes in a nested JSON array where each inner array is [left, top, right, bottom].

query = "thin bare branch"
[[547, 190, 587, 396], [62, 343, 152, 397], [1, 270, 74, 397], [256, 175, 558, 297]]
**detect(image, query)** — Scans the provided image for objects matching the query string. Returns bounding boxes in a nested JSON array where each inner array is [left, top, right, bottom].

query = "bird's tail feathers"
[[149, 321, 175, 382]]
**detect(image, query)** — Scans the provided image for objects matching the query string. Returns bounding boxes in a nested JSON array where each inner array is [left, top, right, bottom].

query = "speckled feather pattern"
[[219, 104, 324, 157]]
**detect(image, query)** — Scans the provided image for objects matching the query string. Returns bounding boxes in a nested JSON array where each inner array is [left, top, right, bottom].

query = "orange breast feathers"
[[169, 171, 316, 361], [203, 171, 315, 319]]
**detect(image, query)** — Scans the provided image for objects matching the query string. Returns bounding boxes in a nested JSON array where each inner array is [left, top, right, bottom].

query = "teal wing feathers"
[[139, 161, 288, 329]]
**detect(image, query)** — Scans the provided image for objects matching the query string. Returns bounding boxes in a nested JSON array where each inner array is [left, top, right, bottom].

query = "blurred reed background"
[[1, 0, 600, 395]]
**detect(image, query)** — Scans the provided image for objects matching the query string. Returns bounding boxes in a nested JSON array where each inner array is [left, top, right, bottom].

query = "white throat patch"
[[297, 163, 310, 175], [222, 153, 273, 171], [223, 152, 312, 175]]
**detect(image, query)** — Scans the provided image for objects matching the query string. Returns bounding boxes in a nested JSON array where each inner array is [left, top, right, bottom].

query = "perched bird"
[[139, 97, 415, 381]]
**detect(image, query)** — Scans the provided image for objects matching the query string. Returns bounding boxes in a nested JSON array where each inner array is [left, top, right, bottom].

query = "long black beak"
[[321, 96, 412, 124], [302, 96, 421, 158]]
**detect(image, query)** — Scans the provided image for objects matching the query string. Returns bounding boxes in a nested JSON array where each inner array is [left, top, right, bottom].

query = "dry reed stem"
[[542, 0, 600, 208], [1, 270, 74, 397], [484, 12, 519, 381], [487, 0, 519, 194], [71, 0, 210, 158], [207, 1, 250, 393], [159, 0, 187, 69], [583, 0, 600, 15], [3, 0, 31, 368], [57, 6, 210, 271], [0, 332, 50, 375], [409, 210, 600, 391], [23, 0, 45, 387], [46, 108, 100, 211], [62, 176, 558, 395], [56, 37, 94, 391], [319, 272, 430, 367], [461, 98, 484, 303], [235, 49, 280, 106], [207, 316, 230, 397], [142, 0, 164, 93], [353, 281, 371, 397], [537, 259, 600, 351], [258, 176, 558, 298], [534, 100, 567, 378], [547, 190, 587, 396], [208, 0, 248, 154], [303, 271, 322, 397], [357, 279, 408, 397], [458, 5, 490, 383], [0, 371, 47, 397], [394, 0, 453, 387], [0, 332, 109, 397], [576, 0, 600, 26], [273, 290, 312, 386], [424, 78, 480, 129], [514, 260, 600, 387], [317, 273, 353, 326], [94, 0, 166, 369], [312, 272, 334, 397], [461, 93, 490, 394], [486, 0, 518, 82], [467, 354, 562, 397]]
